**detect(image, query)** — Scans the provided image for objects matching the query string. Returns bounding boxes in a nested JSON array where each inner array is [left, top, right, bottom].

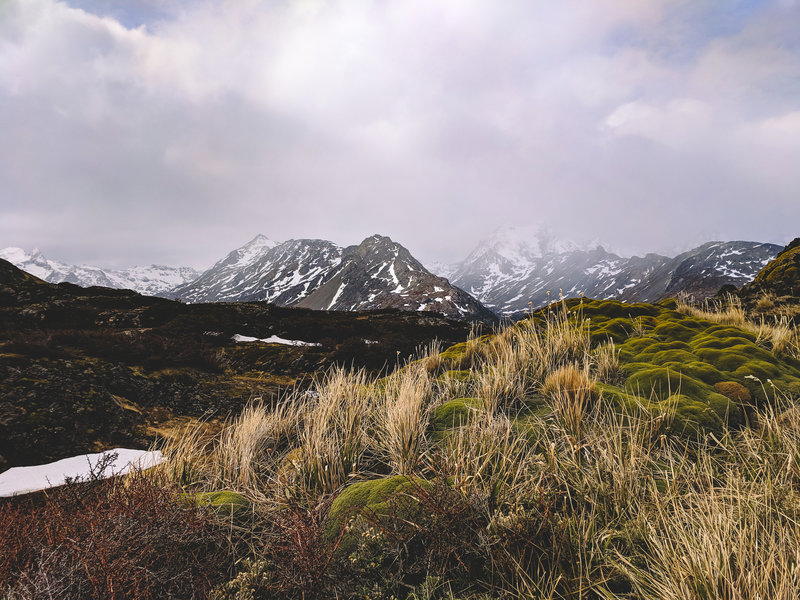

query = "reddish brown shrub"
[[0, 472, 231, 599]]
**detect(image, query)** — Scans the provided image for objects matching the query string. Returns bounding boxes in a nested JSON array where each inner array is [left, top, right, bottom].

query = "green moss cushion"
[[530, 299, 800, 435], [193, 490, 251, 518], [326, 475, 431, 556], [430, 398, 482, 431]]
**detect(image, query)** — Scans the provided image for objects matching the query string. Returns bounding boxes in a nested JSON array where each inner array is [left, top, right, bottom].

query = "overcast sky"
[[1, 0, 799, 269]]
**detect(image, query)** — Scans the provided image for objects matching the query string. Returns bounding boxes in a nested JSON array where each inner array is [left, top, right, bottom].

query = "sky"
[[1, 0, 799, 270]]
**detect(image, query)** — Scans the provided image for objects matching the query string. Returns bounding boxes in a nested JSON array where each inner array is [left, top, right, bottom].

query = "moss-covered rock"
[[430, 398, 482, 431], [326, 475, 431, 557], [193, 490, 252, 518]]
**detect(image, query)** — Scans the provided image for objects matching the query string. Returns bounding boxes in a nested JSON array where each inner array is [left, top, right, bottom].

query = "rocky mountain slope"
[[171, 234, 497, 322], [439, 227, 780, 315], [0, 247, 200, 296], [736, 237, 800, 317]]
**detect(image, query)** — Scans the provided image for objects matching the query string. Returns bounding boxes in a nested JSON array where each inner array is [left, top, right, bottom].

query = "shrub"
[[213, 497, 344, 600], [0, 471, 230, 599]]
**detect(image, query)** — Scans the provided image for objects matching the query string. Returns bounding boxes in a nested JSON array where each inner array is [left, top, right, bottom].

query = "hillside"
[[736, 237, 800, 317], [0, 258, 479, 470], [3, 245, 800, 599]]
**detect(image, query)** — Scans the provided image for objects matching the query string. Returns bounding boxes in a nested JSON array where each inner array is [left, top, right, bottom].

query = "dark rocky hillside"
[[735, 237, 800, 317], [0, 259, 479, 470]]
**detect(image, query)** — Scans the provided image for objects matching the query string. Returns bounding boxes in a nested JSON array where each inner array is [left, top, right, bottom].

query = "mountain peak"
[[170, 234, 495, 321], [360, 234, 397, 247], [243, 234, 278, 252], [482, 224, 581, 259], [217, 235, 278, 270]]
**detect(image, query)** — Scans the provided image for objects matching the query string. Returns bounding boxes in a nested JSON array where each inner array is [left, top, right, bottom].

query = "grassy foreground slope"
[[128, 293, 800, 599]]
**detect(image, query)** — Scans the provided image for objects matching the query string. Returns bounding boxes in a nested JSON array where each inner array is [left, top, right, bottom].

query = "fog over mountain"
[[1, 1, 799, 269]]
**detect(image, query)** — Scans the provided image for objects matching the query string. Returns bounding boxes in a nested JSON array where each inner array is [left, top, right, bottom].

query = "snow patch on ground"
[[0, 449, 164, 497], [232, 334, 321, 346]]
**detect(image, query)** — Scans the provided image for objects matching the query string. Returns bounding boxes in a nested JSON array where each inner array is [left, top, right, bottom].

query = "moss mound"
[[436, 369, 473, 383], [326, 475, 431, 556], [516, 299, 800, 435], [193, 491, 251, 518], [430, 398, 482, 431]]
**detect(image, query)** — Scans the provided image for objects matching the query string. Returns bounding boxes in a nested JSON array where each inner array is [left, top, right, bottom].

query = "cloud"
[[0, 0, 799, 268]]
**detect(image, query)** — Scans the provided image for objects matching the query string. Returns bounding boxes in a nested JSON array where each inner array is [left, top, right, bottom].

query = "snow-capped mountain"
[[438, 227, 781, 315], [170, 236, 343, 305], [6, 228, 778, 321], [640, 241, 782, 301], [0, 247, 201, 296], [171, 235, 497, 322]]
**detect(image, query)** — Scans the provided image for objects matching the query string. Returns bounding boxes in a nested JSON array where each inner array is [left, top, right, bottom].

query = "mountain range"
[[441, 226, 781, 315], [2, 228, 783, 319], [0, 247, 200, 297]]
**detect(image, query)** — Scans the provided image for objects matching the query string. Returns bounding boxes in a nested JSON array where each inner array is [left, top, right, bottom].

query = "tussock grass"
[[592, 339, 621, 384], [612, 399, 800, 600], [432, 411, 540, 508], [139, 298, 800, 599], [377, 362, 434, 475], [677, 292, 748, 327], [754, 314, 800, 358], [294, 368, 373, 496], [542, 364, 596, 439], [678, 292, 800, 359]]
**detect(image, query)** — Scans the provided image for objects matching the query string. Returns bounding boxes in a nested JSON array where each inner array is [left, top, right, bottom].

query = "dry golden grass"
[[677, 292, 748, 326], [755, 291, 777, 312], [541, 363, 596, 438], [592, 340, 621, 384], [376, 361, 433, 474], [678, 292, 800, 360], [753, 315, 800, 358], [153, 398, 302, 502], [293, 368, 373, 495], [431, 411, 540, 508]]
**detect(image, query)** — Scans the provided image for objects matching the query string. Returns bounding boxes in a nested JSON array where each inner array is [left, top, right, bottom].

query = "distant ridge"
[[434, 226, 781, 315], [170, 234, 497, 322], [4, 228, 783, 319], [0, 247, 200, 296]]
